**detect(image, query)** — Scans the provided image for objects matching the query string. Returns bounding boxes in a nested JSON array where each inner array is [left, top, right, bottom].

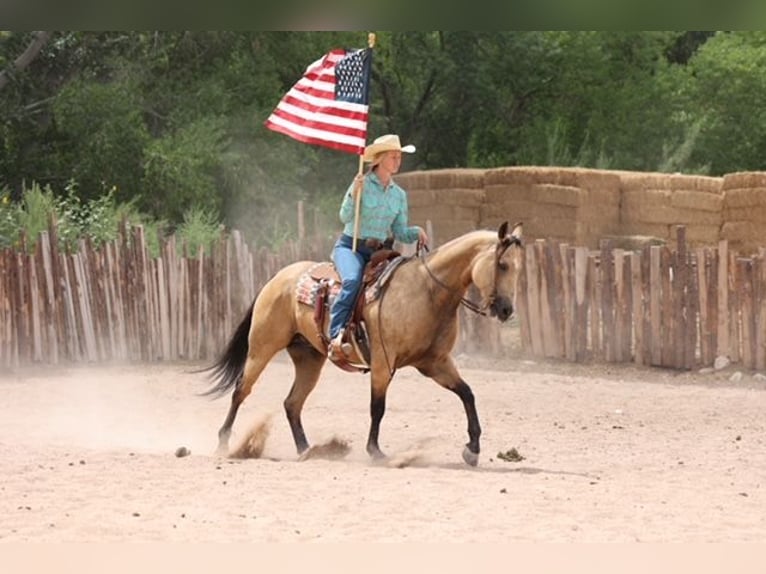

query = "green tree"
[[685, 31, 766, 174], [53, 78, 149, 202]]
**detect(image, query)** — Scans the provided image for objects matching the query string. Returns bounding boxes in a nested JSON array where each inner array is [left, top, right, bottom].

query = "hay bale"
[[429, 188, 485, 207], [722, 171, 766, 191], [683, 224, 721, 245], [601, 234, 666, 251], [578, 203, 621, 223], [396, 170, 430, 190], [485, 183, 535, 203], [619, 172, 722, 192], [670, 189, 724, 213], [431, 221, 479, 245], [619, 172, 675, 191], [480, 199, 577, 222], [529, 184, 584, 207], [522, 217, 580, 242], [421, 204, 480, 223], [721, 220, 760, 241], [622, 188, 720, 226], [574, 169, 622, 192], [426, 168, 486, 190], [721, 221, 763, 254], [486, 180, 615, 206], [724, 205, 766, 222], [407, 188, 436, 208], [622, 189, 671, 211], [484, 166, 581, 187], [584, 186, 621, 206], [620, 221, 671, 240], [622, 203, 681, 225], [722, 188, 766, 208]]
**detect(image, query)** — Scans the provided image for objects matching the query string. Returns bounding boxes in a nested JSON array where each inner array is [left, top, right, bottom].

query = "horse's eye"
[[498, 261, 509, 272]]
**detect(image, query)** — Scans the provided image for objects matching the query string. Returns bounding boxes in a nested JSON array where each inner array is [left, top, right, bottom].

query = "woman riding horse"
[[202, 219, 523, 467]]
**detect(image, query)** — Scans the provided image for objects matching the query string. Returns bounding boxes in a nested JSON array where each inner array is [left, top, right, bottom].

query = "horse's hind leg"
[[284, 337, 326, 454], [216, 350, 277, 455], [418, 358, 482, 466]]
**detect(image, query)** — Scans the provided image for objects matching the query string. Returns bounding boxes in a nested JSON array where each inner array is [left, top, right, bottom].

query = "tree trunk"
[[0, 31, 53, 91]]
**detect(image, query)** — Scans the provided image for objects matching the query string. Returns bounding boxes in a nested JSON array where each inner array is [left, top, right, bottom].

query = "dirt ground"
[[1, 349, 765, 543]]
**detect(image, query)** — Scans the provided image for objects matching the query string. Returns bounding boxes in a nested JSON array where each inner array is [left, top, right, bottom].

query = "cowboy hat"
[[363, 134, 416, 163]]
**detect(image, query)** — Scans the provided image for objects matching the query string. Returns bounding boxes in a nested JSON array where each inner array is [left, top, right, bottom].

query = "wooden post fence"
[[2, 223, 766, 371]]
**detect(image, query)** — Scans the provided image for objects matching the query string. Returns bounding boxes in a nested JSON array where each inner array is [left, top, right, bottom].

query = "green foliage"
[[0, 180, 163, 254], [141, 116, 227, 221], [3, 28, 766, 251], [53, 78, 150, 202], [685, 31, 766, 174], [14, 182, 58, 247], [175, 205, 223, 257], [0, 185, 22, 249], [657, 118, 709, 174], [53, 180, 150, 251]]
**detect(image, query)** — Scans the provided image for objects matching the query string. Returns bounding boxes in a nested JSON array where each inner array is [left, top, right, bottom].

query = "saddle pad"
[[295, 256, 409, 308], [295, 262, 339, 307]]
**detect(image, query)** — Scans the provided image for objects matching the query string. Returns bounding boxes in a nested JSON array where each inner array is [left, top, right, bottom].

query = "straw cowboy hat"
[[363, 134, 416, 164]]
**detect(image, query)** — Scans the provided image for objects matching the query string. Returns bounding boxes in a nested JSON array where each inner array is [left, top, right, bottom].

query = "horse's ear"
[[510, 221, 523, 239], [498, 221, 509, 240]]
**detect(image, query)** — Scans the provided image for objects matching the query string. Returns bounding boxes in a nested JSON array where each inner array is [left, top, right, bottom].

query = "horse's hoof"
[[367, 445, 387, 461], [215, 444, 229, 458], [462, 446, 479, 467]]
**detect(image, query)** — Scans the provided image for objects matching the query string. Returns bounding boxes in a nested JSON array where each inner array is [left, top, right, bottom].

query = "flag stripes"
[[265, 48, 371, 155]]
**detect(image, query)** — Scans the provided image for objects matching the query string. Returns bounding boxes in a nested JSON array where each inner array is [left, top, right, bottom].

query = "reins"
[[418, 241, 490, 316]]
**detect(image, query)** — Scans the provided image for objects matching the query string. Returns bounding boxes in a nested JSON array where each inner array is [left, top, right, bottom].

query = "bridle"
[[418, 234, 523, 316]]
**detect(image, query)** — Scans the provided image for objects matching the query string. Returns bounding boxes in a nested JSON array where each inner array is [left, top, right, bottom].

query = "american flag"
[[264, 48, 371, 155]]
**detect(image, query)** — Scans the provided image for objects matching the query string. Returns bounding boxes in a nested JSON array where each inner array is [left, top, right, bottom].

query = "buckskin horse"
[[202, 221, 523, 466]]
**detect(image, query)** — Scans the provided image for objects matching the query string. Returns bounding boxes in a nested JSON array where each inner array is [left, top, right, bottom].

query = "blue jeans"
[[328, 234, 375, 339]]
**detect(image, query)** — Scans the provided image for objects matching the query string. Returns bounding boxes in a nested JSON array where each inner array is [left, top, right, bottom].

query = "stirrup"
[[328, 333, 352, 359]]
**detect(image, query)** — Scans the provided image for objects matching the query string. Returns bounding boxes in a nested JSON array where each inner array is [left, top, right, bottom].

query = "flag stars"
[[335, 50, 368, 104]]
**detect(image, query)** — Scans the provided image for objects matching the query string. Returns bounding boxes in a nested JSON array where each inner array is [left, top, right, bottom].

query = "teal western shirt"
[[339, 171, 420, 243]]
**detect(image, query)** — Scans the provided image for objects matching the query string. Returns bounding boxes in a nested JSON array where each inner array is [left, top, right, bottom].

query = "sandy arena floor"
[[1, 351, 765, 543]]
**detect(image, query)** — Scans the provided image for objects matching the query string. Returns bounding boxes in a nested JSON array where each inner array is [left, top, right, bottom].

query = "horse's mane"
[[426, 229, 497, 259]]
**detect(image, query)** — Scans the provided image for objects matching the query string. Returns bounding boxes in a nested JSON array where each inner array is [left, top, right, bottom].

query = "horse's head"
[[472, 221, 523, 321]]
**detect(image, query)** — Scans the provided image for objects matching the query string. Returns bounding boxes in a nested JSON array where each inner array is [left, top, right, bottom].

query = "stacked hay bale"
[[481, 167, 621, 248], [619, 172, 723, 248], [395, 169, 486, 245], [721, 172, 766, 255]]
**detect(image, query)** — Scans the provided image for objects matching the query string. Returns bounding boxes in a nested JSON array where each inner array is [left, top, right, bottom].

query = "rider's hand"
[[351, 174, 364, 200], [417, 227, 429, 246]]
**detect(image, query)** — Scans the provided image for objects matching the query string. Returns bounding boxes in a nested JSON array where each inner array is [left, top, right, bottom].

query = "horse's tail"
[[198, 299, 255, 398]]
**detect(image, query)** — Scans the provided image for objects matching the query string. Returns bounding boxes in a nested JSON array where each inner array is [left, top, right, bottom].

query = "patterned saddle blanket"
[[295, 255, 405, 310]]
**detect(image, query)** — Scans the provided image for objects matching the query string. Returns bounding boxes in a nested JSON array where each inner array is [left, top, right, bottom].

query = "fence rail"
[[0, 220, 334, 368], [1, 223, 764, 371]]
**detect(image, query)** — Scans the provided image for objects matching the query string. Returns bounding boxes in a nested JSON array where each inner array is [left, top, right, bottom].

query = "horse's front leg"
[[418, 358, 482, 466], [452, 380, 481, 466], [366, 365, 393, 460]]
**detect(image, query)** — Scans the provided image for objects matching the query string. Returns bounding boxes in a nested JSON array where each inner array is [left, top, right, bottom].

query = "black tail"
[[198, 300, 255, 399]]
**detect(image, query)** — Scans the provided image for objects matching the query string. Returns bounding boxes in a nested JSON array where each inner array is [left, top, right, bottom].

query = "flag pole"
[[352, 32, 376, 253]]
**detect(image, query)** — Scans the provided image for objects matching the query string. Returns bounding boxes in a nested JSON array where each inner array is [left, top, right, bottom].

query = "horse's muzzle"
[[490, 297, 513, 322]]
